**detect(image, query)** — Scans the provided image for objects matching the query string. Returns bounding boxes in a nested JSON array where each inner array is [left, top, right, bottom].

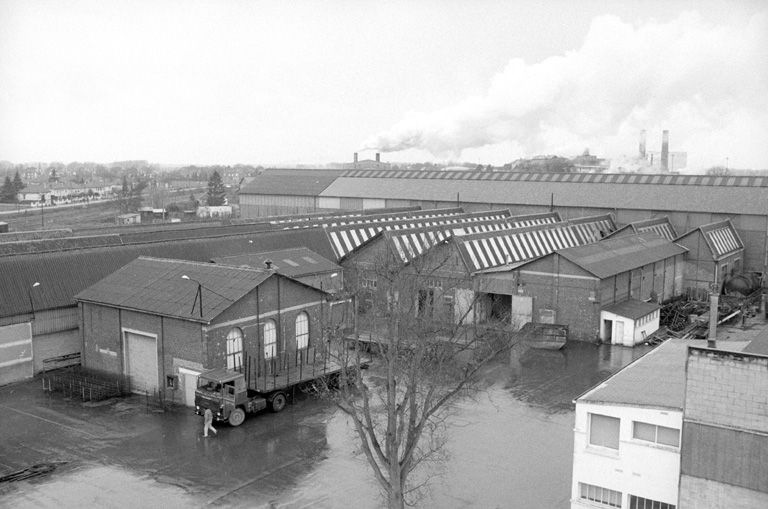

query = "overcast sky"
[[0, 0, 766, 169]]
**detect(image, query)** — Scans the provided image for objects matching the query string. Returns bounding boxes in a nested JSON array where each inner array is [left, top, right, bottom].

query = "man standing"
[[203, 408, 217, 437]]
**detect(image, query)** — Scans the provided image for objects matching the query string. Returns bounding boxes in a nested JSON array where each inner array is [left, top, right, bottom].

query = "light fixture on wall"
[[28, 281, 41, 321]]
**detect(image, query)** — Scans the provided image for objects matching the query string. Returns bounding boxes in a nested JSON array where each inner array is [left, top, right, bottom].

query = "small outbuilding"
[[75, 257, 344, 406], [600, 299, 660, 346]]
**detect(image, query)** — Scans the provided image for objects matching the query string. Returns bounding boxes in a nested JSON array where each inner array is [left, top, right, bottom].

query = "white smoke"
[[363, 12, 768, 169]]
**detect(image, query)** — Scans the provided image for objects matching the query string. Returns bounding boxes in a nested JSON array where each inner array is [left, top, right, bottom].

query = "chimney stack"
[[375, 153, 380, 163], [639, 130, 647, 159], [264, 259, 273, 270], [661, 130, 669, 172], [353, 152, 358, 163]]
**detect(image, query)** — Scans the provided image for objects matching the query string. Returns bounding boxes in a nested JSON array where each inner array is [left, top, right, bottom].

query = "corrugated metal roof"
[[578, 339, 695, 409], [75, 257, 274, 323], [557, 233, 688, 279], [0, 227, 334, 319], [320, 177, 768, 215], [458, 215, 616, 273], [240, 173, 337, 196], [264, 206, 421, 225], [326, 209, 510, 259], [280, 207, 465, 229], [0, 229, 73, 243], [676, 219, 744, 260], [602, 299, 660, 320], [605, 217, 677, 241], [212, 247, 340, 277], [0, 235, 123, 256], [340, 169, 768, 187]]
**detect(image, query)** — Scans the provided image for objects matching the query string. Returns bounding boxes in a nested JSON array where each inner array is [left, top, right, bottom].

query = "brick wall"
[[684, 348, 768, 433], [679, 474, 768, 509]]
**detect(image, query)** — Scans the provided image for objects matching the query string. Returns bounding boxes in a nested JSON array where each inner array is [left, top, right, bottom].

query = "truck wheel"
[[228, 407, 246, 426], [269, 392, 287, 413]]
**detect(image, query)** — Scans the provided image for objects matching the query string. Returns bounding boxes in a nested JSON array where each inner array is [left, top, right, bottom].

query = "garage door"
[[123, 331, 158, 394]]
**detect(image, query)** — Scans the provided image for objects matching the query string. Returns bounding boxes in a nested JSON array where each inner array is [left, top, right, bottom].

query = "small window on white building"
[[264, 320, 277, 359], [579, 482, 622, 508], [295, 312, 309, 350], [589, 413, 620, 450], [632, 421, 680, 447], [226, 327, 243, 369], [629, 494, 676, 509]]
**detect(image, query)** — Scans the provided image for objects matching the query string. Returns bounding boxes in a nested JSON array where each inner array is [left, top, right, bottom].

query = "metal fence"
[[41, 366, 129, 402]]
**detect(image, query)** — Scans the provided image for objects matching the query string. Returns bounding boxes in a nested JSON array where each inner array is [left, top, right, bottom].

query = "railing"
[[41, 366, 129, 402]]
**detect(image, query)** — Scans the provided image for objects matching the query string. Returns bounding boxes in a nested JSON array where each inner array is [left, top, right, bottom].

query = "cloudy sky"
[[0, 0, 766, 169]]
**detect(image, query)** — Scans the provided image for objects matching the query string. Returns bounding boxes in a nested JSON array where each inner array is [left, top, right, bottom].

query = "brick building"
[[75, 257, 343, 406], [679, 346, 768, 508], [506, 233, 687, 342]]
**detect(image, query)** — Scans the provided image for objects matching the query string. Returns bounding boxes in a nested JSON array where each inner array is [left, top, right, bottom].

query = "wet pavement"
[[1, 341, 660, 508]]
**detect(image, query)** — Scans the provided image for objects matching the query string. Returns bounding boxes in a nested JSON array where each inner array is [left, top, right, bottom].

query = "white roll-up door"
[[123, 331, 158, 394]]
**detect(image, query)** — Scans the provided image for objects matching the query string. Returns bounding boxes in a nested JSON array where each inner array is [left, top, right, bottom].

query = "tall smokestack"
[[661, 130, 669, 172], [375, 153, 380, 163], [639, 130, 647, 159], [353, 152, 358, 163]]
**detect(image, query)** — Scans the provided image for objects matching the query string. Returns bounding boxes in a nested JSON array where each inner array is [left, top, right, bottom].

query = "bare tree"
[[326, 241, 514, 508]]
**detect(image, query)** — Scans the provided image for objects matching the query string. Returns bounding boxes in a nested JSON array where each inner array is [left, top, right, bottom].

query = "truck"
[[194, 351, 365, 426]]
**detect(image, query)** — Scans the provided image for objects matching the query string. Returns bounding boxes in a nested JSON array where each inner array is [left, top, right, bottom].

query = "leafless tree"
[[326, 242, 515, 508]]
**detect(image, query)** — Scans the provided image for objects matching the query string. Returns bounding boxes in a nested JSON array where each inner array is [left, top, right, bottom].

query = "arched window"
[[295, 312, 309, 350], [263, 320, 276, 359], [226, 327, 243, 369]]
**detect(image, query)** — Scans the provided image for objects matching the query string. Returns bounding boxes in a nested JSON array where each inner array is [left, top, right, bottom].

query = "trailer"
[[194, 346, 363, 426]]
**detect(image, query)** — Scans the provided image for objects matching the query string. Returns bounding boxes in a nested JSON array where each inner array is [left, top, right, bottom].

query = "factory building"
[[75, 258, 339, 406]]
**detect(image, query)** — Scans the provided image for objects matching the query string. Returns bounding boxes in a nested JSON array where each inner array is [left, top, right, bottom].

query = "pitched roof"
[[292, 207, 465, 229], [0, 227, 334, 319], [675, 219, 744, 259], [557, 233, 688, 279], [578, 339, 695, 409], [458, 215, 616, 273], [605, 217, 677, 241], [239, 173, 337, 196], [320, 174, 768, 215], [263, 206, 421, 226], [75, 257, 276, 323], [325, 209, 499, 259], [602, 299, 660, 320], [212, 247, 340, 277], [0, 234, 123, 256]]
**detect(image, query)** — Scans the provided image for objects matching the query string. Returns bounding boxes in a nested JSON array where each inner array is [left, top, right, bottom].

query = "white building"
[[571, 339, 689, 509]]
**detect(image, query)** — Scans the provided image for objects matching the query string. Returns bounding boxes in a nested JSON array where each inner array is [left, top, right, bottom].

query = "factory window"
[[295, 312, 309, 350], [263, 320, 277, 359], [589, 413, 620, 450], [633, 421, 680, 447], [579, 482, 622, 508], [226, 328, 243, 370], [629, 495, 675, 509]]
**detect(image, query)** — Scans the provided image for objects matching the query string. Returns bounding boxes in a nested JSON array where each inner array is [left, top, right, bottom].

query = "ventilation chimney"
[[375, 153, 380, 163], [353, 152, 358, 163], [264, 259, 273, 270], [639, 130, 647, 159], [661, 130, 669, 172]]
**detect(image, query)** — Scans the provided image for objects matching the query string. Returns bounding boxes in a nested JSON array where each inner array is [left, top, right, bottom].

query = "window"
[[633, 421, 680, 447], [629, 495, 675, 509], [579, 483, 622, 508], [263, 320, 276, 359], [589, 413, 620, 449], [295, 312, 309, 350], [226, 327, 243, 369]]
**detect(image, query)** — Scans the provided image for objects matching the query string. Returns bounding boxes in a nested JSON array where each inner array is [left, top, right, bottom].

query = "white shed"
[[601, 299, 660, 346]]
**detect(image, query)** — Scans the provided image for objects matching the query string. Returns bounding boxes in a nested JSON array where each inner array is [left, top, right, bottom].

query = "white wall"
[[571, 402, 681, 508], [633, 313, 660, 344]]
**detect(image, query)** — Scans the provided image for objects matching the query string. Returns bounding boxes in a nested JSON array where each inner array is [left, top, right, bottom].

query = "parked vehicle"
[[194, 354, 365, 426]]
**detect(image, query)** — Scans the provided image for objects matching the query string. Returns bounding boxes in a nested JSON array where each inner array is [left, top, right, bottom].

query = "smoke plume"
[[363, 13, 768, 169]]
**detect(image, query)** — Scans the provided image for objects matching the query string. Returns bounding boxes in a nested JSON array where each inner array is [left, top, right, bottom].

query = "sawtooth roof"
[[557, 233, 688, 279], [75, 257, 277, 323], [605, 217, 677, 241]]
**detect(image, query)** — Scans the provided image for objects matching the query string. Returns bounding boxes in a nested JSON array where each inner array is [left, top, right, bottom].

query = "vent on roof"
[[302, 256, 317, 264], [282, 258, 299, 267]]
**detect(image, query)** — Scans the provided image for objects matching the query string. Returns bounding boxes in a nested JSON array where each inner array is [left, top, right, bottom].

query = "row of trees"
[[0, 172, 26, 203]]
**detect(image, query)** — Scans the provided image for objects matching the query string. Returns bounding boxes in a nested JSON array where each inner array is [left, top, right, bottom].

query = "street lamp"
[[28, 281, 40, 321], [181, 275, 233, 318]]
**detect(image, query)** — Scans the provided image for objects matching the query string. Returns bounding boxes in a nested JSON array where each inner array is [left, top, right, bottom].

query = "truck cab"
[[194, 368, 269, 426]]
